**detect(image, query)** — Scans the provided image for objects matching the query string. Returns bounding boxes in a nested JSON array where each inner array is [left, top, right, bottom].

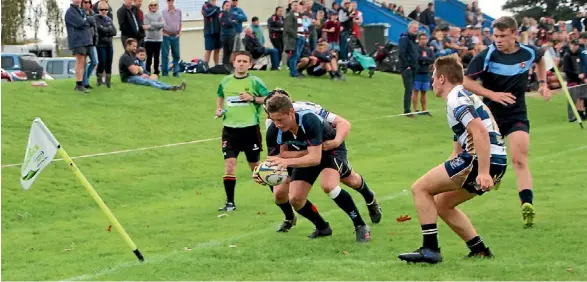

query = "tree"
[[1, 0, 27, 44], [45, 0, 64, 52], [502, 0, 586, 21], [27, 0, 44, 42]]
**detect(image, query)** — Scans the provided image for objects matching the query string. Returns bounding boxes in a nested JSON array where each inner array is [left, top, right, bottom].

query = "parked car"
[[38, 57, 78, 80], [0, 53, 44, 81]]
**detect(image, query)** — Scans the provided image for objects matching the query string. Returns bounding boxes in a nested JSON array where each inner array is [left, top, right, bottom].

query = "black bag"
[[184, 60, 209, 74], [209, 64, 232, 74]]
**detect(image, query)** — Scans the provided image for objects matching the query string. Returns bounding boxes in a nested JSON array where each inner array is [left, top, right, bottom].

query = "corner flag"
[[19, 118, 145, 262]]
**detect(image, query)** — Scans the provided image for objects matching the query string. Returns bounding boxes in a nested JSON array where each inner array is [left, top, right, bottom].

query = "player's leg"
[[273, 177, 297, 232], [341, 170, 382, 224], [290, 167, 332, 238], [435, 190, 493, 258], [398, 163, 465, 263], [321, 168, 370, 242], [507, 124, 534, 227]]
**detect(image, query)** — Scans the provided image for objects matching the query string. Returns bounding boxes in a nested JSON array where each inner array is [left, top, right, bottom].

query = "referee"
[[463, 16, 552, 227], [216, 50, 270, 212]]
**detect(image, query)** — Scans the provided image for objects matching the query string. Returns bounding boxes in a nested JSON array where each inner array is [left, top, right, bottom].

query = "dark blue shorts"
[[444, 152, 507, 195], [413, 73, 431, 91], [204, 34, 221, 51]]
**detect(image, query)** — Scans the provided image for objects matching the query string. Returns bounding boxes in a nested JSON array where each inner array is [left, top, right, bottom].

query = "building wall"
[[107, 0, 287, 74]]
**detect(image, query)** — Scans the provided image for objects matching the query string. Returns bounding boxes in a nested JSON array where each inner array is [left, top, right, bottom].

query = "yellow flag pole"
[[550, 63, 584, 129], [57, 146, 144, 262]]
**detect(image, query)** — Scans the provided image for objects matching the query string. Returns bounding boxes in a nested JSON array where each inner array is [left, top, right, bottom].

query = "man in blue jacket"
[[398, 21, 420, 116], [202, 0, 221, 65], [230, 0, 248, 52], [65, 0, 93, 93]]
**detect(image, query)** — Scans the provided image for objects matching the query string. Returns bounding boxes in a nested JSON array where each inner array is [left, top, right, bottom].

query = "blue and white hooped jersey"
[[265, 101, 338, 130], [446, 85, 507, 163]]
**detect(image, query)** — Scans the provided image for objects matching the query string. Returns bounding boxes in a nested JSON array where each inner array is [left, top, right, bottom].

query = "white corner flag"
[[20, 118, 60, 190], [18, 117, 145, 261]]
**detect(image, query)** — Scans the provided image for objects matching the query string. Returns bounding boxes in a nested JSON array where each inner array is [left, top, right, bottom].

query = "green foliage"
[[502, 0, 585, 21]]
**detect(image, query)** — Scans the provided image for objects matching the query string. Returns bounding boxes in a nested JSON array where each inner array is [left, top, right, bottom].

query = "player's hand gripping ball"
[[253, 161, 288, 186]]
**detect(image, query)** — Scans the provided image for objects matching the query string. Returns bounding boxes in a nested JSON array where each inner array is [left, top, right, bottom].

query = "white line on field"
[[1, 111, 421, 168], [64, 190, 410, 281]]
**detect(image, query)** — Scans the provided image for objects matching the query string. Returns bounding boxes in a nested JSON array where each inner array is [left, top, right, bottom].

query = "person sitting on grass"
[[412, 32, 435, 115], [119, 38, 186, 91], [311, 41, 344, 80], [135, 47, 159, 80]]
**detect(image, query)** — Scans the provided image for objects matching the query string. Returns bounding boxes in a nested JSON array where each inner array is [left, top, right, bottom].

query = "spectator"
[[243, 27, 280, 70], [465, 4, 474, 25], [230, 0, 248, 52], [482, 27, 492, 46], [301, 0, 317, 51], [315, 10, 326, 41], [93, 0, 112, 19], [251, 16, 265, 46], [323, 12, 341, 52], [412, 32, 434, 115], [65, 0, 93, 93], [135, 0, 146, 46], [351, 1, 362, 38], [268, 6, 285, 64], [144, 0, 164, 76], [338, 0, 353, 62], [408, 5, 420, 21], [82, 0, 99, 89], [395, 5, 404, 17], [94, 0, 117, 88], [219, 0, 236, 67], [398, 21, 419, 116], [284, 0, 305, 78], [311, 41, 344, 80], [117, 0, 141, 48], [202, 0, 221, 65], [161, 0, 182, 77], [119, 38, 186, 90], [419, 2, 435, 31], [563, 39, 587, 121], [135, 47, 150, 75]]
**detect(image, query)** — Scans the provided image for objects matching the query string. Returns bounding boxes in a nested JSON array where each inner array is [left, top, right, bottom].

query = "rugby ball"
[[255, 161, 288, 186]]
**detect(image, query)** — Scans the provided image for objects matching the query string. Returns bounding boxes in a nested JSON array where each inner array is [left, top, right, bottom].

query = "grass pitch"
[[1, 72, 586, 280]]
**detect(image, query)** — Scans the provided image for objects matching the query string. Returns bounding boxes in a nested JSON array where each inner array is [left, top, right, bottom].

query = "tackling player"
[[463, 16, 552, 227], [261, 94, 371, 242], [216, 50, 270, 212], [258, 89, 382, 233], [398, 55, 507, 264]]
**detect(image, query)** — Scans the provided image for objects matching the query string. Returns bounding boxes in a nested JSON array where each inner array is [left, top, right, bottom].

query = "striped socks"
[[421, 223, 439, 251], [466, 236, 487, 254], [223, 175, 236, 203]]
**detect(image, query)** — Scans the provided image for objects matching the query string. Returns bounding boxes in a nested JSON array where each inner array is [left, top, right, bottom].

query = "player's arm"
[[323, 113, 350, 151], [463, 51, 516, 105], [534, 48, 552, 101], [216, 83, 225, 116], [269, 114, 323, 168], [467, 119, 490, 175], [280, 145, 309, 159], [453, 103, 493, 189]]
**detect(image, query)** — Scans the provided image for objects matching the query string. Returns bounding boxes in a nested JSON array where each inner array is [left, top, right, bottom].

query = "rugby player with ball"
[[254, 93, 372, 242], [255, 89, 382, 234]]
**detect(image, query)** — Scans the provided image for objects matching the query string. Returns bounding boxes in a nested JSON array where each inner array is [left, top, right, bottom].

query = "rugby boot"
[[467, 247, 494, 259], [308, 222, 333, 239], [355, 225, 371, 243], [218, 202, 236, 212], [367, 199, 382, 224], [521, 202, 535, 227], [398, 247, 443, 264], [277, 216, 297, 232]]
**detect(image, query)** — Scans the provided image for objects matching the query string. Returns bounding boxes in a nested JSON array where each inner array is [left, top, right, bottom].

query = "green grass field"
[[2, 71, 586, 281]]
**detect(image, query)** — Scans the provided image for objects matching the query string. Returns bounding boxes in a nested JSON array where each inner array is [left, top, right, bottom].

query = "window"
[[46, 61, 64, 74], [68, 60, 76, 74], [1, 56, 15, 69]]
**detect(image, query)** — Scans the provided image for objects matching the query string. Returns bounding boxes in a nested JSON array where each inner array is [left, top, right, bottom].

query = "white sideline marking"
[[1, 111, 422, 168], [64, 190, 410, 281]]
